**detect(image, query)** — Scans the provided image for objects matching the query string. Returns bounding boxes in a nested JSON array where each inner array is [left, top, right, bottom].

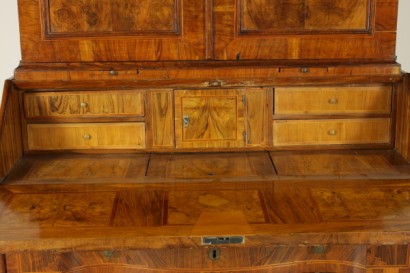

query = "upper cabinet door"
[[213, 0, 398, 60], [18, 0, 207, 62]]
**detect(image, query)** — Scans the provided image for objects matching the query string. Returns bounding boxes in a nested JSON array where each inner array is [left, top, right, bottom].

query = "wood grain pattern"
[[24, 90, 145, 118], [0, 192, 116, 228], [18, 0, 206, 61], [273, 118, 391, 146], [0, 255, 5, 273], [175, 89, 246, 149], [47, 0, 178, 34], [27, 122, 145, 150], [274, 86, 392, 115], [5, 245, 410, 273], [241, 0, 369, 32], [113, 191, 166, 227], [261, 186, 322, 224], [311, 187, 410, 221], [214, 0, 397, 60], [23, 154, 149, 181], [246, 88, 272, 146], [0, 80, 23, 181], [168, 190, 266, 225], [396, 73, 410, 161], [54, 192, 116, 227], [367, 245, 408, 266], [13, 62, 402, 85], [271, 151, 401, 177], [146, 152, 276, 179], [18, 0, 398, 62], [4, 246, 371, 273], [147, 90, 174, 148]]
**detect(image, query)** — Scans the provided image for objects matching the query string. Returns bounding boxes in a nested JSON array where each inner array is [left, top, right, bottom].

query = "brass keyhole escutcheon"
[[208, 248, 221, 261], [183, 114, 190, 128]]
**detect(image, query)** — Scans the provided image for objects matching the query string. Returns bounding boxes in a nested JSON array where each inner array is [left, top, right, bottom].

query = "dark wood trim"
[[395, 72, 410, 160], [0, 254, 6, 273], [0, 80, 23, 181]]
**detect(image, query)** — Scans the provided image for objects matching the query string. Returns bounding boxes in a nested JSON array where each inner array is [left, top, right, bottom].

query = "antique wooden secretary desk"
[[2, 0, 410, 272]]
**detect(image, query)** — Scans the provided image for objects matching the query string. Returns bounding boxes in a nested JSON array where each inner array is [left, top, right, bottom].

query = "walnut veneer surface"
[[2, 151, 410, 272], [2, 0, 410, 272], [2, 150, 410, 249]]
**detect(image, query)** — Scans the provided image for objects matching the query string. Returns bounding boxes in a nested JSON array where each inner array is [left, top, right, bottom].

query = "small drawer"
[[274, 86, 392, 115], [273, 118, 391, 146], [24, 90, 145, 118], [27, 123, 145, 150]]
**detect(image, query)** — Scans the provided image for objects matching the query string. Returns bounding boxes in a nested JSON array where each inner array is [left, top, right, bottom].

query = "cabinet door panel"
[[175, 90, 246, 149], [19, 0, 206, 61], [48, 0, 177, 34], [213, 0, 397, 60], [241, 0, 369, 33]]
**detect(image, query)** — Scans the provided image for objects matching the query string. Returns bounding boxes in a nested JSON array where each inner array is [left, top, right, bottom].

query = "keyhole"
[[208, 248, 221, 261]]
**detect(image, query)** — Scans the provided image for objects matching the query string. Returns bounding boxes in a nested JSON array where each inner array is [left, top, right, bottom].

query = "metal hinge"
[[242, 95, 246, 106]]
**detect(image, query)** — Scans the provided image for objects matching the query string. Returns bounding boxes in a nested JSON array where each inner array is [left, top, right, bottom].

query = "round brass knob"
[[300, 67, 309, 73], [80, 102, 88, 108], [328, 130, 337, 136], [328, 98, 338, 104], [208, 80, 222, 87], [82, 134, 92, 140]]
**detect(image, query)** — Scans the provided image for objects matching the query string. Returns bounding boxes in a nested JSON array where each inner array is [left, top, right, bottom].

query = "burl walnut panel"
[[18, 0, 207, 61], [214, 0, 397, 60], [47, 0, 178, 35], [241, 0, 369, 33]]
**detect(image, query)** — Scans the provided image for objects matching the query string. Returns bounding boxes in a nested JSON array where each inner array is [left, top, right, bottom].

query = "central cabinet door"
[[175, 89, 246, 149]]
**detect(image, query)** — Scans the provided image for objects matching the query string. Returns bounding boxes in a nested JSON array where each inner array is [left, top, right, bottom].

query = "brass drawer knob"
[[82, 134, 92, 140], [208, 80, 222, 87], [80, 102, 88, 108], [328, 130, 337, 136], [300, 67, 309, 73], [328, 98, 338, 104]]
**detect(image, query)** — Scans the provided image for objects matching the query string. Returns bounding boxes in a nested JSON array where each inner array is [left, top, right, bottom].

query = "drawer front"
[[8, 245, 367, 273], [275, 86, 392, 115], [27, 123, 145, 150], [273, 118, 391, 146], [24, 91, 145, 118]]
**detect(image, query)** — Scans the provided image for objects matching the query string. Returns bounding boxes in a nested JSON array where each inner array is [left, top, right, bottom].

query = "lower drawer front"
[[8, 245, 369, 273], [27, 123, 145, 150], [273, 118, 391, 146], [8, 245, 409, 273]]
